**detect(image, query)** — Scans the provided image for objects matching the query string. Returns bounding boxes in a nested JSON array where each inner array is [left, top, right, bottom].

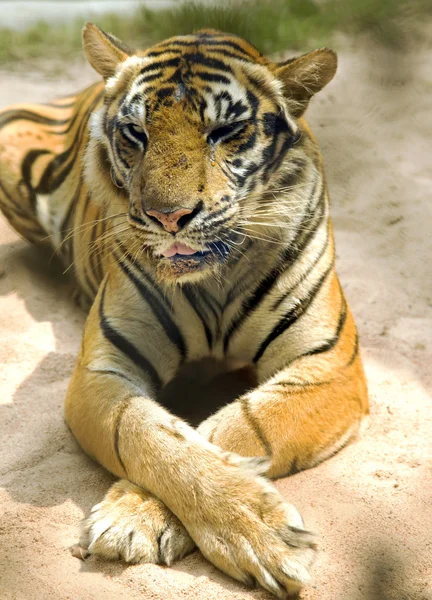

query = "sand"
[[1, 35, 431, 600]]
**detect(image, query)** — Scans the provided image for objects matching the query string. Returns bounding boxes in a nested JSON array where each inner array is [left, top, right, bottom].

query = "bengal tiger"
[[0, 23, 368, 598]]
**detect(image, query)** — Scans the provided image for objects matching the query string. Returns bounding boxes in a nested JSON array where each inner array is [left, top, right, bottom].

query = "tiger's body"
[[0, 25, 368, 598]]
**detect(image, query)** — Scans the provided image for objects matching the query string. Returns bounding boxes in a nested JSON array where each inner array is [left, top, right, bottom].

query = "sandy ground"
[[1, 35, 431, 600]]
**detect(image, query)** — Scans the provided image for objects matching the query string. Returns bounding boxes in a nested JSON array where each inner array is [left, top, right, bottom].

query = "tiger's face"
[[85, 26, 337, 282]]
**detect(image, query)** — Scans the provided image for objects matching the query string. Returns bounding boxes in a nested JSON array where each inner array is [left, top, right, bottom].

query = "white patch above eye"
[[203, 80, 252, 123], [122, 80, 148, 124], [124, 90, 146, 121], [105, 55, 152, 92], [204, 97, 218, 123]]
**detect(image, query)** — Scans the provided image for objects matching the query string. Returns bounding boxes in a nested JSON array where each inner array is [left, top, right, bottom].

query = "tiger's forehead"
[[118, 31, 275, 126], [141, 30, 268, 64]]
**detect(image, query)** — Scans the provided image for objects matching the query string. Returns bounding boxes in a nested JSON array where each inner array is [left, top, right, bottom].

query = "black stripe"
[[199, 39, 257, 59], [183, 52, 234, 73], [253, 261, 334, 363], [195, 72, 231, 85], [35, 91, 103, 195], [94, 220, 105, 286], [87, 213, 104, 290], [224, 275, 269, 352], [235, 160, 260, 188], [346, 333, 359, 366], [273, 379, 332, 388], [204, 205, 230, 224], [223, 191, 325, 353], [281, 202, 326, 265], [20, 149, 52, 209], [99, 281, 161, 390], [0, 177, 30, 215], [127, 212, 151, 230], [226, 99, 249, 121], [289, 457, 300, 476], [183, 285, 213, 349], [198, 288, 222, 321], [136, 71, 163, 85], [140, 57, 180, 74], [204, 214, 233, 232], [59, 185, 80, 246], [221, 163, 237, 185], [205, 47, 254, 62], [223, 259, 282, 353], [240, 397, 272, 455], [146, 42, 239, 69], [115, 238, 171, 311], [262, 134, 303, 185], [0, 109, 69, 130], [237, 132, 257, 155], [46, 111, 80, 137], [89, 369, 137, 385], [41, 97, 76, 108], [272, 221, 330, 310], [49, 84, 99, 135], [116, 254, 187, 359], [49, 91, 97, 136], [146, 49, 183, 58], [114, 399, 131, 476], [82, 263, 99, 299], [299, 298, 347, 361], [153, 40, 198, 49], [260, 128, 293, 181]]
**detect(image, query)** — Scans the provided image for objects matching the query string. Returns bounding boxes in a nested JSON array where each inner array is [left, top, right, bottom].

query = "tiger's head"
[[84, 23, 337, 283]]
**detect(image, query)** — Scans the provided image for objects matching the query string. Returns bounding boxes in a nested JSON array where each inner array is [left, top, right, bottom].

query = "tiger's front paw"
[[182, 457, 316, 599], [80, 479, 195, 565]]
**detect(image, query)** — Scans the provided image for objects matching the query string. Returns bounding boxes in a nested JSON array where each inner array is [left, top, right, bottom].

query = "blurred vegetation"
[[0, 0, 430, 67]]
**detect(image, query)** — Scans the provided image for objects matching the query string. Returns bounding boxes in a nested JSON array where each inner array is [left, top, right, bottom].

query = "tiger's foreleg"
[[198, 319, 369, 479], [66, 282, 316, 597]]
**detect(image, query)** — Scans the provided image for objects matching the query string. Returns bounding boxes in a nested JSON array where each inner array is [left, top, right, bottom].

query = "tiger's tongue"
[[162, 243, 198, 258]]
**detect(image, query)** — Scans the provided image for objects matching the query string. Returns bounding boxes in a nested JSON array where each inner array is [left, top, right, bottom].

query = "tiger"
[[0, 23, 368, 598]]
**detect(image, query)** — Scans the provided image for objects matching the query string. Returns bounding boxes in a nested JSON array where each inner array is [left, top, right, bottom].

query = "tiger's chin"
[[155, 255, 223, 284]]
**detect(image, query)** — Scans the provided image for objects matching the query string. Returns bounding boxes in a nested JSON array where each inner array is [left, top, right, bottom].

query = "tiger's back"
[[0, 82, 106, 297]]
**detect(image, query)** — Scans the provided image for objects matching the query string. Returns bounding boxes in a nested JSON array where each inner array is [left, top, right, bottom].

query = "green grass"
[[0, 0, 430, 68]]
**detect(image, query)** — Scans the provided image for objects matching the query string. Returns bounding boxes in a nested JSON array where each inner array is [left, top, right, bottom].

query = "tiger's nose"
[[145, 206, 199, 233]]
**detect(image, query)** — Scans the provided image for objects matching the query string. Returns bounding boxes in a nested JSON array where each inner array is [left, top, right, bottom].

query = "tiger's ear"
[[274, 48, 337, 118], [82, 22, 133, 79]]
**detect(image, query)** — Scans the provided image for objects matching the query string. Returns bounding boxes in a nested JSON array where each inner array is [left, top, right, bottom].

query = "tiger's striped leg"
[[66, 279, 316, 597], [198, 326, 368, 479]]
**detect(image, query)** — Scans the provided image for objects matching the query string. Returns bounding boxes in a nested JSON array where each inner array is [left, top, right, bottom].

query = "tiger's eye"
[[122, 123, 148, 147]]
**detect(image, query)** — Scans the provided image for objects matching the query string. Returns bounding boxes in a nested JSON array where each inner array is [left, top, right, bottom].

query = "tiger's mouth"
[[161, 241, 230, 260], [156, 240, 231, 276]]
